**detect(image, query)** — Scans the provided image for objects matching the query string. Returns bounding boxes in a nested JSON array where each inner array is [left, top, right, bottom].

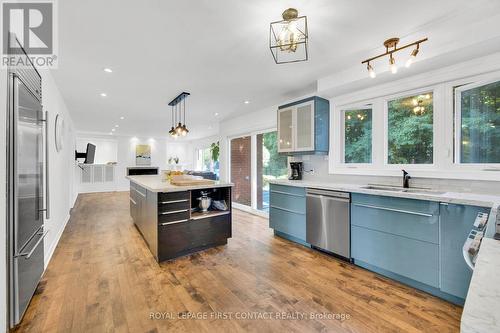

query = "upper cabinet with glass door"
[[277, 96, 330, 155]]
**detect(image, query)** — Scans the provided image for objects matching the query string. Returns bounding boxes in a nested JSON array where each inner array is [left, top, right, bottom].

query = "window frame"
[[340, 105, 374, 166], [454, 77, 500, 168], [329, 64, 500, 180], [383, 87, 437, 170]]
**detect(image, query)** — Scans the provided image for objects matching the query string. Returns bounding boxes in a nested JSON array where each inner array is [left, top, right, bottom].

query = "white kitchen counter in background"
[[269, 179, 500, 331], [127, 175, 233, 192]]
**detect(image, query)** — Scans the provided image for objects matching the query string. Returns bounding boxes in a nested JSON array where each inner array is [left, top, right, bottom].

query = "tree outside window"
[[388, 92, 433, 164]]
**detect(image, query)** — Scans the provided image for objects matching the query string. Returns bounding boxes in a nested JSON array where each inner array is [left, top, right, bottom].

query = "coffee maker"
[[289, 162, 303, 180]]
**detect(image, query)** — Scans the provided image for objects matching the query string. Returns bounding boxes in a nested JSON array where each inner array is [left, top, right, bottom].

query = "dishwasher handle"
[[306, 188, 350, 200]]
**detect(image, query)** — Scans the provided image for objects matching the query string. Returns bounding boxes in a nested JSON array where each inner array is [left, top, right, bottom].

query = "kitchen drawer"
[[352, 225, 439, 288], [158, 210, 190, 225], [158, 199, 190, 213], [270, 191, 305, 214], [158, 221, 191, 259], [189, 215, 231, 248], [158, 191, 190, 202], [352, 193, 439, 215], [269, 206, 306, 241], [270, 184, 305, 197], [351, 201, 439, 244], [132, 185, 147, 199]]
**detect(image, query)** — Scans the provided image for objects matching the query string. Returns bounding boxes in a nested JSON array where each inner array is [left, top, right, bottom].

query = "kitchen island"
[[127, 175, 233, 262]]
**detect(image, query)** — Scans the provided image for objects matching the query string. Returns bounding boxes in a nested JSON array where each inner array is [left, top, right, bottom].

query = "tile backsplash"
[[289, 155, 500, 195]]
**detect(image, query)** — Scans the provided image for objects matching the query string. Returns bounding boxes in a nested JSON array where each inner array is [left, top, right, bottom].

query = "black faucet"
[[402, 169, 411, 188]]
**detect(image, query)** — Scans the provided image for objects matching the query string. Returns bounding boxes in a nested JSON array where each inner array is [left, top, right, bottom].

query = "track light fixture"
[[361, 37, 427, 78]]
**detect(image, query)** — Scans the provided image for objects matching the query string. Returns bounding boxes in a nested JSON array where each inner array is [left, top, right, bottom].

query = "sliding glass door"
[[256, 132, 287, 211], [230, 130, 287, 213]]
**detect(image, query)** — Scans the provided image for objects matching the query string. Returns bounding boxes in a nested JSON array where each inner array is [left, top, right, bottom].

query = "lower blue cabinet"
[[351, 193, 491, 305], [440, 203, 490, 300], [351, 194, 440, 288], [352, 225, 439, 287], [269, 184, 308, 245]]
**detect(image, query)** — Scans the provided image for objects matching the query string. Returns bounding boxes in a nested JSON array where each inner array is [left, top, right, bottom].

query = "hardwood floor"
[[15, 191, 462, 333]]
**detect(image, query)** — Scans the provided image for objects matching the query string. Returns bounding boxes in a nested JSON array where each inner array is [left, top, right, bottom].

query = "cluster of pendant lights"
[[168, 93, 189, 138], [362, 37, 428, 78]]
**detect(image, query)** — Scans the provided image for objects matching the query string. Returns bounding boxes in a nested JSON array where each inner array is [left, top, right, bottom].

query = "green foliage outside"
[[388, 93, 433, 164], [344, 109, 372, 163], [461, 81, 500, 163], [261, 132, 288, 188]]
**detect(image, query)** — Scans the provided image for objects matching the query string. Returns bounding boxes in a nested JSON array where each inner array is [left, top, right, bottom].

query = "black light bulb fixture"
[[168, 92, 190, 138]]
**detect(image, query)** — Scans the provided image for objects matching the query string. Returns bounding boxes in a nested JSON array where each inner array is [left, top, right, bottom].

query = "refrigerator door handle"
[[17, 230, 49, 259], [40, 111, 50, 219]]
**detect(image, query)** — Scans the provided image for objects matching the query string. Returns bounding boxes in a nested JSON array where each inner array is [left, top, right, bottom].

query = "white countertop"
[[269, 179, 500, 208], [127, 175, 233, 192], [461, 238, 500, 333]]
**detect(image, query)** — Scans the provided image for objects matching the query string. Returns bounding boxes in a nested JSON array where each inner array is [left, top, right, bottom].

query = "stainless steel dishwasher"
[[306, 189, 350, 259]]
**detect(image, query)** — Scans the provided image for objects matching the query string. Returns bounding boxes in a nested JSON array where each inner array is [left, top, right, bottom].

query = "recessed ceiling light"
[[120, 116, 125, 120], [109, 132, 113, 135], [115, 125, 119, 128], [214, 112, 219, 116], [111, 128, 116, 132], [244, 100, 250, 104], [100, 93, 107, 97], [103, 68, 113, 73]]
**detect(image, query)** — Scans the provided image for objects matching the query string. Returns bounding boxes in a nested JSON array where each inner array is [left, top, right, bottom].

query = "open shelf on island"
[[191, 210, 230, 220]]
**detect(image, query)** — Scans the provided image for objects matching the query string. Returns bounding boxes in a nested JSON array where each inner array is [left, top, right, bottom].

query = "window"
[[457, 80, 500, 164], [387, 92, 433, 164], [196, 148, 211, 171], [257, 131, 288, 211], [343, 108, 372, 163]]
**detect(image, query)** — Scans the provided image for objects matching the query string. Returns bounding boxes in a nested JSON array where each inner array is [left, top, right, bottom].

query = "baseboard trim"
[[44, 213, 71, 268]]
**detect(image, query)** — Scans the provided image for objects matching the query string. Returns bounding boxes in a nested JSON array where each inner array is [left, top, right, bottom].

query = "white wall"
[[0, 68, 76, 332], [40, 69, 78, 266], [76, 133, 194, 192]]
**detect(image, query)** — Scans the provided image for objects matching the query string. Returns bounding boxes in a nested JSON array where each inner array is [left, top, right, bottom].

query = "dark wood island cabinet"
[[128, 176, 232, 262]]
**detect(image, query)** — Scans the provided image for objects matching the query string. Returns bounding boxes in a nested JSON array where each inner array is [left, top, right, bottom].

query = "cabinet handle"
[[129, 197, 136, 205], [159, 199, 188, 204], [270, 205, 305, 215], [353, 203, 434, 217], [159, 209, 188, 215], [270, 190, 305, 198], [160, 219, 188, 226]]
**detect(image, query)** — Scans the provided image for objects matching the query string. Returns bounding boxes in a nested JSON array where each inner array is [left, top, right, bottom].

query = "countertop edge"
[[127, 175, 234, 193]]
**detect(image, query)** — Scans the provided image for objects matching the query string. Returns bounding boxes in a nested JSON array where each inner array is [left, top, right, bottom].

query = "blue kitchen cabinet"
[[351, 194, 440, 288], [269, 184, 308, 246], [277, 96, 329, 155], [440, 203, 490, 300]]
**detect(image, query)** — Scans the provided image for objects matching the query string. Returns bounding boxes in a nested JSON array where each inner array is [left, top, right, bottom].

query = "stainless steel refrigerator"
[[7, 36, 49, 327]]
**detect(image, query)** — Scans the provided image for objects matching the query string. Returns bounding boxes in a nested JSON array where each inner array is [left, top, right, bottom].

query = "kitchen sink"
[[362, 185, 403, 192], [361, 185, 445, 195]]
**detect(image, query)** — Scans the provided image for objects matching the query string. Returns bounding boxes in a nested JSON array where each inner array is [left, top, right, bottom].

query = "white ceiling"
[[52, 0, 500, 140]]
